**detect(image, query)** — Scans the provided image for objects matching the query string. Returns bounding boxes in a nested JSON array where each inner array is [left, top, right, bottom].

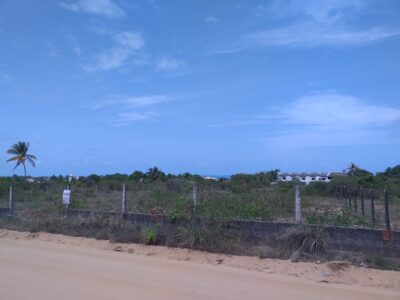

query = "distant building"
[[277, 172, 347, 185], [203, 176, 219, 181], [26, 177, 36, 183]]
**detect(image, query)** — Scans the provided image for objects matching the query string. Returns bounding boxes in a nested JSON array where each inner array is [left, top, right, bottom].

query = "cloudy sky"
[[1, 0, 400, 176]]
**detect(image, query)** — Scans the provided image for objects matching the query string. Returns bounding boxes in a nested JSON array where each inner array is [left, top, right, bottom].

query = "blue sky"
[[1, 0, 400, 176]]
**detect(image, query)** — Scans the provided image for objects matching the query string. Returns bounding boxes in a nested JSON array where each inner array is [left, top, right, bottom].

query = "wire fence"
[[0, 179, 398, 231]]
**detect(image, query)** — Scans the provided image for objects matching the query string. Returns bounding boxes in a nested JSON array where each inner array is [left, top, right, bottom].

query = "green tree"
[[129, 171, 146, 181], [347, 163, 359, 177], [6, 141, 36, 177], [146, 166, 165, 181]]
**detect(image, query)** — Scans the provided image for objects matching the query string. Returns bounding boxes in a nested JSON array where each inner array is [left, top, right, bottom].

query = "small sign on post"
[[63, 189, 71, 207]]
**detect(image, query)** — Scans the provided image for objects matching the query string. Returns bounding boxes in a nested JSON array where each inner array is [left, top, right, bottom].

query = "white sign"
[[63, 189, 71, 205]]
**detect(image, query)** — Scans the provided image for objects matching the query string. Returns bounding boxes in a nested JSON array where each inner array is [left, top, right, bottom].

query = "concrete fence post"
[[384, 187, 391, 237], [122, 184, 126, 213], [295, 185, 302, 224], [8, 184, 13, 215], [360, 188, 365, 217]]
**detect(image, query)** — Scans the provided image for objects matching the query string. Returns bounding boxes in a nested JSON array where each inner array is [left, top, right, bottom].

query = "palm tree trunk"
[[23, 162, 26, 177]]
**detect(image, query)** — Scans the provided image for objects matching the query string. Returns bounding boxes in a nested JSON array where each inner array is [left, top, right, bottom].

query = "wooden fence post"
[[121, 184, 126, 213], [295, 185, 302, 224], [360, 188, 365, 217], [384, 188, 391, 235], [8, 184, 13, 215], [370, 189, 375, 227], [192, 184, 197, 207]]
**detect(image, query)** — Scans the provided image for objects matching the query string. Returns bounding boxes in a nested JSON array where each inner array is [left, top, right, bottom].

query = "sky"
[[0, 0, 400, 176]]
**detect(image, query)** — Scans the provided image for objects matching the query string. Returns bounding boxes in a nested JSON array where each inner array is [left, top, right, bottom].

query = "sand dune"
[[0, 229, 398, 300]]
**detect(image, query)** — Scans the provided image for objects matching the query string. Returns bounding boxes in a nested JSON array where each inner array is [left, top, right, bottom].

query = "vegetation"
[[1, 163, 400, 229], [6, 142, 36, 177], [281, 226, 327, 254], [1, 162, 399, 268]]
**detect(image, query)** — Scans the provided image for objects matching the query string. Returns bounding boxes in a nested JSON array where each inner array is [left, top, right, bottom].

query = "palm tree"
[[6, 141, 36, 177], [146, 166, 165, 181], [347, 162, 359, 177]]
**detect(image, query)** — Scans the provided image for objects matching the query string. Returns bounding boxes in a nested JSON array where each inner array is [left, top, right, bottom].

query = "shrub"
[[144, 228, 157, 245], [281, 226, 327, 254]]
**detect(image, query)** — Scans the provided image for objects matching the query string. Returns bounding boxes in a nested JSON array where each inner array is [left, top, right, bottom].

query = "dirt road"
[[0, 230, 398, 300]]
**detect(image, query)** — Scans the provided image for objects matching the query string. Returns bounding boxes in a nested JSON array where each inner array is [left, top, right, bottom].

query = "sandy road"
[[0, 230, 398, 300]]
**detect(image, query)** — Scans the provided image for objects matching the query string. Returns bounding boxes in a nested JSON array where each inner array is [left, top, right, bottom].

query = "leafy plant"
[[281, 226, 327, 254], [144, 228, 157, 245]]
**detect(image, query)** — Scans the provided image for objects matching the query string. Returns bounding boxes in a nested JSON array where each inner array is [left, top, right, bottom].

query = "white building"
[[277, 172, 345, 185]]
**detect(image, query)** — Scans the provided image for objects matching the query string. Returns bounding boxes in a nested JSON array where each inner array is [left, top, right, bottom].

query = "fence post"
[[295, 185, 302, 224], [8, 184, 13, 215], [361, 188, 365, 217], [121, 184, 126, 213], [353, 189, 357, 213], [192, 184, 197, 207], [335, 186, 339, 202], [370, 189, 375, 227], [342, 186, 345, 206], [348, 188, 352, 208], [384, 187, 391, 237]]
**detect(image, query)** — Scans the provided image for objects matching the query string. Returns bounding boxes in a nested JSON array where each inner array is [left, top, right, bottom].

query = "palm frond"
[[27, 157, 36, 167], [6, 149, 19, 155], [6, 156, 19, 162]]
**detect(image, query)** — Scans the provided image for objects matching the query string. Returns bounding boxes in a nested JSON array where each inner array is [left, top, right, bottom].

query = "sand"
[[0, 229, 399, 300]]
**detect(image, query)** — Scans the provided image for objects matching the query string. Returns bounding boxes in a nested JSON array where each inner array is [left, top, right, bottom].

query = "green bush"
[[144, 228, 157, 245], [281, 226, 327, 254]]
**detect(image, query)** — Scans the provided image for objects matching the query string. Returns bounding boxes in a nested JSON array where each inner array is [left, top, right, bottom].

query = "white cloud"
[[90, 94, 171, 125], [114, 32, 145, 50], [245, 25, 399, 48], [284, 93, 400, 128], [263, 93, 400, 149], [270, 0, 363, 23], [0, 72, 11, 83], [156, 57, 186, 71], [90, 95, 171, 110], [84, 31, 145, 71], [112, 112, 159, 125], [212, 0, 399, 52], [205, 16, 219, 24], [61, 0, 124, 18], [212, 93, 400, 150]]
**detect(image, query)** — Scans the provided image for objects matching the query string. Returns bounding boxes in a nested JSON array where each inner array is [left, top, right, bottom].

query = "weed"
[[281, 226, 327, 254], [144, 228, 157, 245]]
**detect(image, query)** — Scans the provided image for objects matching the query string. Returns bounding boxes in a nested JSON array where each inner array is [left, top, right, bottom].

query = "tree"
[[347, 163, 359, 177], [6, 141, 36, 177], [130, 171, 146, 181], [146, 166, 165, 181]]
